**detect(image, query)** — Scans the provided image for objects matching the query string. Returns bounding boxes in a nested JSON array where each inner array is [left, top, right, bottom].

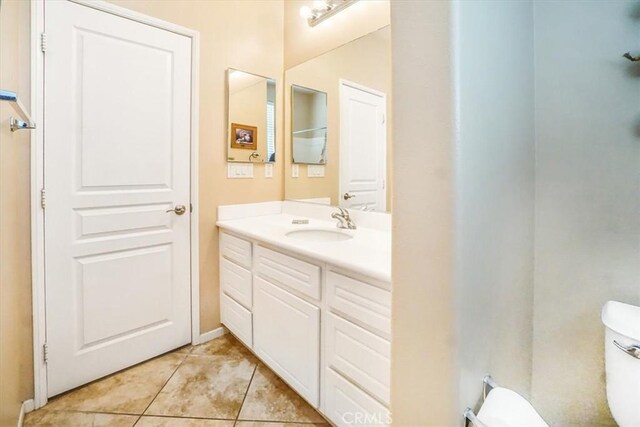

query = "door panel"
[[253, 276, 320, 406], [44, 0, 192, 396], [339, 83, 386, 212]]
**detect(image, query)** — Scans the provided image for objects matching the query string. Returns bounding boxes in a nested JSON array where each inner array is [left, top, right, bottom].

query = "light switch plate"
[[307, 165, 325, 178], [227, 163, 254, 179], [292, 164, 299, 178], [264, 163, 273, 178]]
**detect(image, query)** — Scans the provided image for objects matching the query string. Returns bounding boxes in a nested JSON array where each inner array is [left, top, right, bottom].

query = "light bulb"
[[299, 6, 313, 19], [313, 0, 327, 9]]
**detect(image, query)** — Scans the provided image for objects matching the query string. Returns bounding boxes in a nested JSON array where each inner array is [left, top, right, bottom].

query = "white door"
[[339, 82, 387, 212], [44, 0, 192, 396]]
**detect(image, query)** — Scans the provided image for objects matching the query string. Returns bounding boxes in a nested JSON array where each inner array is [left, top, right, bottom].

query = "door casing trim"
[[30, 0, 201, 408]]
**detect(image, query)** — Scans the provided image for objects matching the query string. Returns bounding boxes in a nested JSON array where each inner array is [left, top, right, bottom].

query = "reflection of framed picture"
[[231, 123, 258, 150]]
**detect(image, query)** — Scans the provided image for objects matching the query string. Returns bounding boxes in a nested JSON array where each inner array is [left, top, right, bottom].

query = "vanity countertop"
[[217, 213, 391, 283]]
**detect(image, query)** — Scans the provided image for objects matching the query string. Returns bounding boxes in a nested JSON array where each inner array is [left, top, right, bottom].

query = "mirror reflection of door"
[[339, 81, 387, 212]]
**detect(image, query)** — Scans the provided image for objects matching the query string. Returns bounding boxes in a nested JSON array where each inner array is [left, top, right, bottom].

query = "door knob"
[[343, 193, 356, 200], [166, 205, 187, 215]]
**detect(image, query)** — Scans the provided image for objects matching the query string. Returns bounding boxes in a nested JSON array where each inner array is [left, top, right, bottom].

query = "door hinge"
[[190, 203, 193, 213], [43, 343, 49, 364], [40, 33, 47, 53], [40, 188, 46, 209]]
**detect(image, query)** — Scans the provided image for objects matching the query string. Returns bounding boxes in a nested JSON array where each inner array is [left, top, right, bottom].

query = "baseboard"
[[199, 326, 226, 344], [16, 399, 35, 427]]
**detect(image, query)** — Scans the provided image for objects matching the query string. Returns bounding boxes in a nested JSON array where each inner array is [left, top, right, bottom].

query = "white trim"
[[30, 0, 47, 410], [338, 79, 387, 212], [199, 326, 228, 344], [16, 399, 35, 427], [31, 0, 201, 406]]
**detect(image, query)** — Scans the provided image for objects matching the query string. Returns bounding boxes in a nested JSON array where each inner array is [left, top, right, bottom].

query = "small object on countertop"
[[292, 219, 309, 225]]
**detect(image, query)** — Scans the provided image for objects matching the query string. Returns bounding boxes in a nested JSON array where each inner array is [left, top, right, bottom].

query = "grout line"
[[234, 363, 258, 426], [133, 352, 190, 426], [133, 413, 237, 421]]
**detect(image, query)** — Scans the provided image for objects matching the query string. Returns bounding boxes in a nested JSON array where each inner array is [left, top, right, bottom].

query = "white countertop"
[[216, 213, 391, 283]]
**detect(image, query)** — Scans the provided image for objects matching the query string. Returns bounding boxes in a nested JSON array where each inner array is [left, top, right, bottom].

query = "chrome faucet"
[[331, 207, 356, 230]]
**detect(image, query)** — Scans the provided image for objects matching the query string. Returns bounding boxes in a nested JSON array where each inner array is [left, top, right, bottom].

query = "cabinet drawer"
[[221, 293, 252, 348], [327, 271, 391, 338], [220, 258, 252, 309], [220, 232, 252, 268], [255, 245, 321, 300], [323, 368, 390, 426], [326, 314, 390, 405], [253, 276, 320, 406]]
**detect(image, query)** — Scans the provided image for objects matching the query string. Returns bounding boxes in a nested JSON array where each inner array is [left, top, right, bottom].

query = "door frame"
[[338, 79, 387, 211], [30, 0, 201, 408]]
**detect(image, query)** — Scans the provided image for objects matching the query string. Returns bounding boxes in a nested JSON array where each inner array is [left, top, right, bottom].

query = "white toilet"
[[601, 301, 640, 427]]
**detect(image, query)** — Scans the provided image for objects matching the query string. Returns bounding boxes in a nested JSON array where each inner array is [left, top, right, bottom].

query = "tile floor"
[[25, 334, 329, 427]]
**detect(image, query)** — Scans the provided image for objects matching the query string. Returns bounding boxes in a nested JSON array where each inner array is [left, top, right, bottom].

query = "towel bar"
[[1, 89, 36, 132], [463, 376, 498, 427]]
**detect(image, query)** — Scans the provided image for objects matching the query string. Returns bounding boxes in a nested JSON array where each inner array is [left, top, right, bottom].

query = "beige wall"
[[0, 1, 34, 426], [454, 0, 535, 413], [284, 26, 391, 207], [284, 0, 389, 69], [531, 1, 640, 424], [105, 0, 285, 334], [390, 2, 458, 425]]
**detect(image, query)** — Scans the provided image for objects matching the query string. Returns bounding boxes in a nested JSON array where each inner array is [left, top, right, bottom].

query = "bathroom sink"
[[285, 229, 353, 242]]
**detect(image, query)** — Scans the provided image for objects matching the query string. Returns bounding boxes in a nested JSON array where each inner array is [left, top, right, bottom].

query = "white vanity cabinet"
[[218, 230, 391, 426]]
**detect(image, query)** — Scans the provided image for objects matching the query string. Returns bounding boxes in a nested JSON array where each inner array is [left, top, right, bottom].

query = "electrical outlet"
[[264, 163, 273, 178], [292, 164, 299, 178]]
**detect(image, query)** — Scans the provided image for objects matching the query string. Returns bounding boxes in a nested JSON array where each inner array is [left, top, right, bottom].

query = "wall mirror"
[[292, 85, 327, 165], [227, 69, 276, 163], [284, 26, 391, 212]]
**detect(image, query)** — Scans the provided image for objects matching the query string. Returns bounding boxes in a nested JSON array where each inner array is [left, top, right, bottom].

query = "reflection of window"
[[267, 101, 275, 161]]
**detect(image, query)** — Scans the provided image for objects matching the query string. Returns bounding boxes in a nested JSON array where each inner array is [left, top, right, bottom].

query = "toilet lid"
[[602, 301, 640, 341]]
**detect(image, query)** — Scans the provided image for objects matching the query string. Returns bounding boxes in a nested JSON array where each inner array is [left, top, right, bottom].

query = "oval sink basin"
[[286, 229, 353, 242]]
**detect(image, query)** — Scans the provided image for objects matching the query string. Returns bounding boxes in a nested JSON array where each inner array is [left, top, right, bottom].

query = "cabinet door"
[[253, 276, 320, 406]]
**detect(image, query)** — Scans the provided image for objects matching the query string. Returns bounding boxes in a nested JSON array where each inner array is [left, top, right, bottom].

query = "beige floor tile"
[[24, 410, 138, 427], [190, 334, 256, 362], [136, 416, 235, 427], [43, 352, 186, 414], [145, 353, 256, 419], [238, 364, 326, 424], [174, 344, 194, 354], [235, 423, 329, 427]]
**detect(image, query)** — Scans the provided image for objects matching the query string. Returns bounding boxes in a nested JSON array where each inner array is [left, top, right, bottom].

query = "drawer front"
[[255, 245, 321, 300], [253, 276, 320, 406], [220, 257, 252, 309], [323, 368, 390, 427], [326, 314, 390, 404], [221, 293, 252, 348], [327, 271, 391, 338], [220, 232, 252, 268]]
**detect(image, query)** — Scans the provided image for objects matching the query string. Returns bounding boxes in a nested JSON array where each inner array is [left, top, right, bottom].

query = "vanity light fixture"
[[299, 0, 358, 27]]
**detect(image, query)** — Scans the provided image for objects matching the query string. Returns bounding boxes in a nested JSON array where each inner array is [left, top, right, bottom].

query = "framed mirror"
[[291, 85, 327, 165], [284, 26, 391, 212], [227, 69, 276, 163]]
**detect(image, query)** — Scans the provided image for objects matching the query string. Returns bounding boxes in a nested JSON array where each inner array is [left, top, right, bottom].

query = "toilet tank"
[[601, 301, 640, 427]]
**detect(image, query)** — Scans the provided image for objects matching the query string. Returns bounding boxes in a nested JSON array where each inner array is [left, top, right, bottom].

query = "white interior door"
[[44, 0, 192, 396], [339, 82, 387, 212]]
